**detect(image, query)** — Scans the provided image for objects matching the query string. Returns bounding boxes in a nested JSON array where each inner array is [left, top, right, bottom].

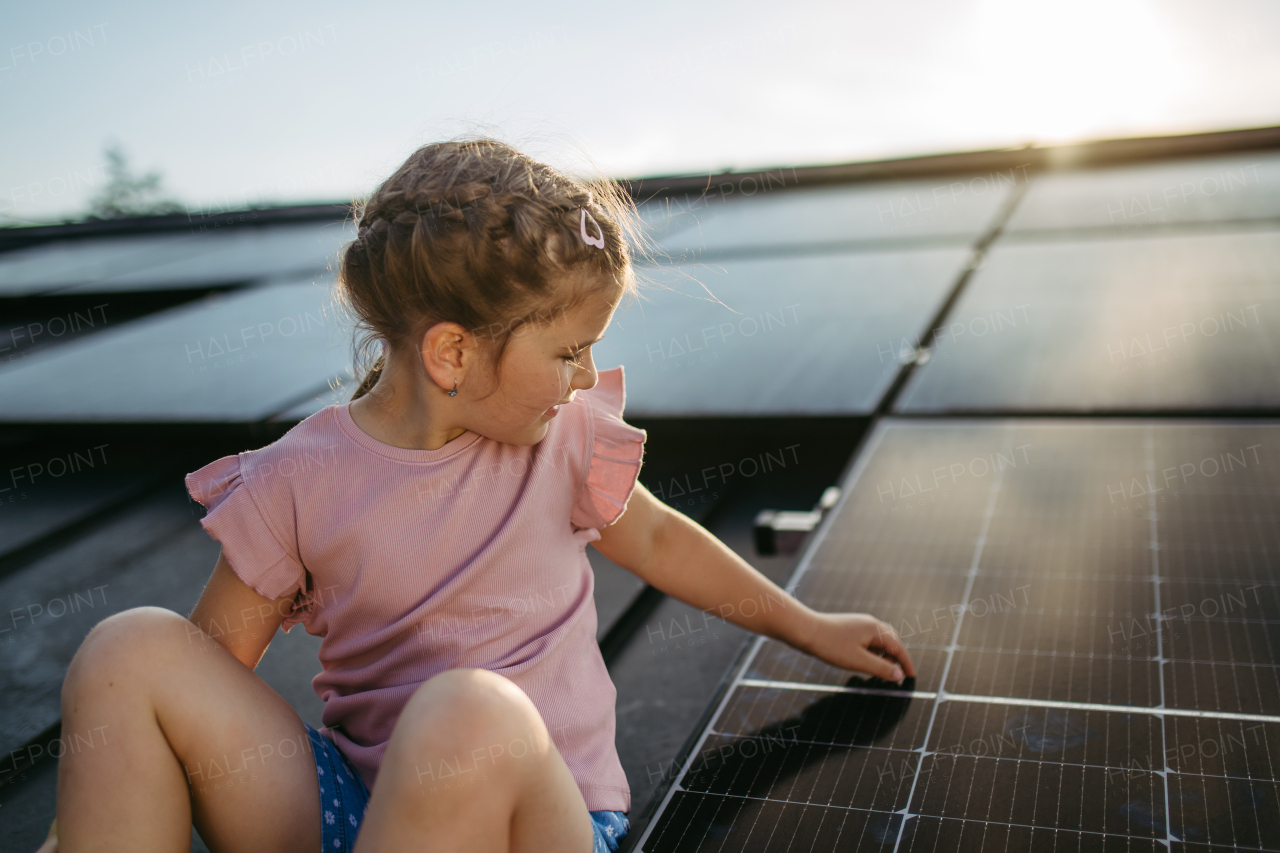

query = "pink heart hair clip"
[[580, 209, 605, 249]]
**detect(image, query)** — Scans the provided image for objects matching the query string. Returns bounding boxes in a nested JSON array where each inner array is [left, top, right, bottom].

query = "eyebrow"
[[565, 334, 607, 351]]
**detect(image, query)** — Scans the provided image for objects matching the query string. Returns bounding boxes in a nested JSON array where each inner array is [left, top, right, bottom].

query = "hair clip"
[[580, 209, 605, 249]]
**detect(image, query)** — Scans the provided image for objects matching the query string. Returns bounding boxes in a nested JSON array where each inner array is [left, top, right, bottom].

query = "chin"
[[506, 422, 551, 446]]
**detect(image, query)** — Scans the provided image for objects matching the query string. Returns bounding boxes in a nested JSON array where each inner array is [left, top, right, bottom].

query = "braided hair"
[[337, 138, 642, 400]]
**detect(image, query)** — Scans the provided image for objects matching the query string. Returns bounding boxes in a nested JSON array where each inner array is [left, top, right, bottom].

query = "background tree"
[[86, 142, 183, 218]]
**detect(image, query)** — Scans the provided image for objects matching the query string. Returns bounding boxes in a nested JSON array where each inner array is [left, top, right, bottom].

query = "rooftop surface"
[[1, 126, 1278, 852]]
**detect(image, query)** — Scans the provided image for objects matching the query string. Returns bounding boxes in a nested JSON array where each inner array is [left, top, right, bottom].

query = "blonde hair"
[[336, 138, 643, 400]]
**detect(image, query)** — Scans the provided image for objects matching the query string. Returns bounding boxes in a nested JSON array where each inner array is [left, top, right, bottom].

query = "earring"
[[449, 379, 459, 397]]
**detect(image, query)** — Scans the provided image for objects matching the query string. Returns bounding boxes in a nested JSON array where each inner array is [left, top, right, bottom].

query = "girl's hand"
[[797, 612, 916, 684]]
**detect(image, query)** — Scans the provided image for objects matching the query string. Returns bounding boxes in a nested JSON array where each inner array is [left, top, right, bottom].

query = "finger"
[[852, 647, 905, 684], [894, 643, 917, 678], [872, 626, 916, 678], [872, 618, 902, 642]]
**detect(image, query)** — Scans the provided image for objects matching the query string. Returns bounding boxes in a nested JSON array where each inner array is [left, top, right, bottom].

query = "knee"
[[64, 607, 196, 698], [395, 669, 547, 757]]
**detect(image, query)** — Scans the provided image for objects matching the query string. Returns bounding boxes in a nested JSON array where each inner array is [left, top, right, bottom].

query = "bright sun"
[[956, 0, 1193, 142]]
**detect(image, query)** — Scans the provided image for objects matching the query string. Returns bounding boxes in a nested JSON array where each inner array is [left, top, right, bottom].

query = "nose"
[[571, 350, 599, 394]]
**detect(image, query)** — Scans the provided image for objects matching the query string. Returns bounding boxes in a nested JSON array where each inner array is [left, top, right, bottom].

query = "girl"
[[47, 139, 914, 853]]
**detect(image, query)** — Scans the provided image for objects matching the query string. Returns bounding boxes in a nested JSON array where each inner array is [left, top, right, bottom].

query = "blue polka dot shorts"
[[304, 724, 628, 852], [306, 725, 369, 851]]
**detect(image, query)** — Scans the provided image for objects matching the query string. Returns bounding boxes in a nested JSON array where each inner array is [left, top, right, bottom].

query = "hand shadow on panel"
[[675, 685, 917, 847]]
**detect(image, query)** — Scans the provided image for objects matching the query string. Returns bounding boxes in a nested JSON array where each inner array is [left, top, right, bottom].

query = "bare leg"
[[56, 607, 321, 853], [353, 669, 596, 853]]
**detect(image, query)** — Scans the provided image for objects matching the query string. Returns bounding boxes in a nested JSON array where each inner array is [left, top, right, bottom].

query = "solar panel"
[[0, 221, 349, 296], [0, 275, 351, 423], [634, 419, 1280, 851], [651, 175, 1018, 260], [64, 221, 352, 293], [0, 233, 205, 297], [896, 229, 1280, 413], [1006, 152, 1280, 235], [593, 247, 971, 416]]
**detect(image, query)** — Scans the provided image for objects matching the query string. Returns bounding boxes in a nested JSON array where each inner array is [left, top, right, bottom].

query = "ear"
[[419, 321, 473, 391]]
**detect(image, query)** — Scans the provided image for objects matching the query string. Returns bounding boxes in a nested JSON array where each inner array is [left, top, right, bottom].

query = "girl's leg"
[[353, 669, 596, 853], [57, 607, 321, 853]]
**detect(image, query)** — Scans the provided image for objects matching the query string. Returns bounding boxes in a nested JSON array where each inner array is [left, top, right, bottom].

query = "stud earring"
[[449, 379, 459, 397]]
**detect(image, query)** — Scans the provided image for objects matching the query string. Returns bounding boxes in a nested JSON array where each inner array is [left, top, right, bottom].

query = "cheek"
[[543, 363, 572, 395], [510, 365, 568, 413]]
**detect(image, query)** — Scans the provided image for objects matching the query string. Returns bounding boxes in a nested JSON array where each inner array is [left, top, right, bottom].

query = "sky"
[[3, 0, 1279, 224]]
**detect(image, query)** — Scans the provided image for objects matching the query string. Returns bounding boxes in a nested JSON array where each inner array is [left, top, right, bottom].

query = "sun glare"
[[957, 0, 1192, 143]]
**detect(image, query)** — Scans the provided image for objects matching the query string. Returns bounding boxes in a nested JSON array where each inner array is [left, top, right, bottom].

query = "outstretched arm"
[[592, 482, 915, 682]]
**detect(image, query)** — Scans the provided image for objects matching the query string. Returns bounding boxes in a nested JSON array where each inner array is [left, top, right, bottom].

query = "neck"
[[347, 352, 467, 451]]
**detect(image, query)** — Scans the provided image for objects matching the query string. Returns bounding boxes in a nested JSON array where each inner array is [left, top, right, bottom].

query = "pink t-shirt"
[[185, 366, 646, 812]]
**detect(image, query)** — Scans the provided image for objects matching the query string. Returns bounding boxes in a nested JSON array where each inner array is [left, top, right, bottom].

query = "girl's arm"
[[188, 552, 294, 670], [593, 483, 915, 682]]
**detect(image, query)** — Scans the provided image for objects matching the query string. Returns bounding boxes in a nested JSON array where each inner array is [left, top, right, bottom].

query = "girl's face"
[[464, 288, 618, 446]]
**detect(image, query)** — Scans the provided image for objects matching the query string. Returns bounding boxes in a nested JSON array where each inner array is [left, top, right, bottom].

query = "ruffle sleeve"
[[185, 454, 310, 629], [570, 366, 648, 530]]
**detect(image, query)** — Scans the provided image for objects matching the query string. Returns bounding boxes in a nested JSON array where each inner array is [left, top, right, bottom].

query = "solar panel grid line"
[[694, 718, 1234, 790], [949, 646, 1280, 668], [655, 797, 1180, 852], [901, 814, 1170, 850], [738, 679, 940, 700], [935, 693, 1280, 726], [761, 638, 1280, 672], [694, 735, 916, 764], [669, 790, 897, 816], [889, 457, 1005, 852]]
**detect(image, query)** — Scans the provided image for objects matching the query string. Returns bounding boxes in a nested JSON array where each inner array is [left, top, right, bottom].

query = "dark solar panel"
[[593, 247, 970, 416], [0, 233, 205, 296], [1005, 152, 1280, 235], [633, 419, 1280, 851], [0, 222, 349, 296], [652, 176, 1016, 260], [0, 275, 351, 423], [896, 229, 1280, 413], [64, 222, 351, 293]]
